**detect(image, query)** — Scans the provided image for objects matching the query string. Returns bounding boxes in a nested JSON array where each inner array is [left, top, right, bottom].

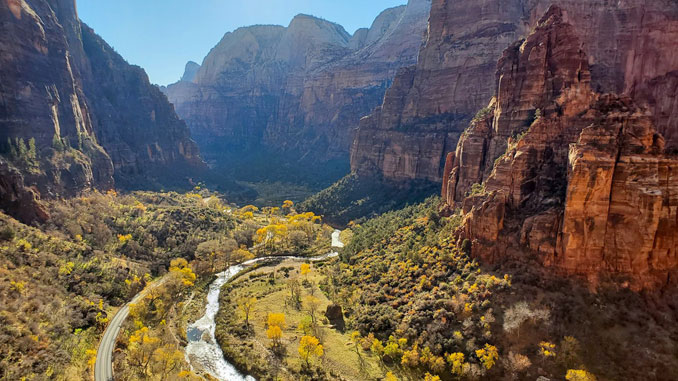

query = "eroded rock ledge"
[[443, 7, 678, 291]]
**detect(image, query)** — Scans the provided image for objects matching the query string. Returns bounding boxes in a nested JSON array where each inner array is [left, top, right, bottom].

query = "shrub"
[[0, 226, 15, 241]]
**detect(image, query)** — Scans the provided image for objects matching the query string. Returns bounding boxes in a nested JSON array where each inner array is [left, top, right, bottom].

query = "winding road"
[[94, 277, 167, 381], [95, 229, 343, 381]]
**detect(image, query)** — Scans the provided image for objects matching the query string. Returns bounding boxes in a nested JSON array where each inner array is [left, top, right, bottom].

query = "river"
[[184, 230, 344, 380]]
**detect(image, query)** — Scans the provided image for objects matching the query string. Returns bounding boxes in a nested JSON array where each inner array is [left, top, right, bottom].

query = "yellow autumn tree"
[[300, 263, 311, 279], [401, 344, 420, 367], [266, 325, 282, 347], [266, 313, 286, 347], [298, 335, 324, 366], [447, 352, 465, 376], [238, 297, 256, 328], [566, 369, 597, 381], [151, 344, 184, 380], [476, 344, 498, 370], [169, 258, 197, 287], [539, 341, 556, 358], [127, 326, 161, 377]]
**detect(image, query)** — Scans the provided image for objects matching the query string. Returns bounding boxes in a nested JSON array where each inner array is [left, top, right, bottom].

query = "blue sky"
[[77, 0, 407, 86]]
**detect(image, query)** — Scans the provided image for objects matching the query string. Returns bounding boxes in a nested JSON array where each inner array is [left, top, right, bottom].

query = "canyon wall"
[[164, 0, 431, 172], [0, 0, 202, 222], [443, 6, 678, 290], [351, 0, 678, 183]]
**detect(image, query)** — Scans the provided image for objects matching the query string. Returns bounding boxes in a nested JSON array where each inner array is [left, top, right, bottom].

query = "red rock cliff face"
[[352, 0, 678, 183], [443, 7, 678, 290], [164, 0, 431, 169], [0, 0, 202, 208]]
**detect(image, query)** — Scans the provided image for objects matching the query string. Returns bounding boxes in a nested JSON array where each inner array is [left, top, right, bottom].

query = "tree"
[[539, 341, 556, 358], [286, 279, 302, 309], [566, 369, 597, 381], [447, 352, 465, 376], [504, 351, 531, 379], [266, 325, 283, 347], [401, 344, 420, 368], [558, 336, 582, 369], [476, 344, 498, 370], [385, 372, 398, 381], [152, 344, 184, 381], [52, 134, 65, 152], [127, 326, 161, 377], [383, 336, 402, 361], [371, 338, 384, 358], [350, 332, 362, 357], [424, 373, 441, 381], [169, 258, 197, 288], [27, 138, 37, 162], [282, 200, 294, 214], [238, 297, 256, 329], [304, 295, 321, 325], [266, 313, 286, 347], [298, 335, 324, 367], [300, 263, 311, 279]]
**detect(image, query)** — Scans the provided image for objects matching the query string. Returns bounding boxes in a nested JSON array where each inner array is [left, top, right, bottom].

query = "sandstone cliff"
[[352, 0, 678, 183], [443, 6, 678, 290], [0, 0, 202, 222], [164, 0, 431, 178]]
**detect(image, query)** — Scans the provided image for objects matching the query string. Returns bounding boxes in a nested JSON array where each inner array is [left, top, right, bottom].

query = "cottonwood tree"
[[298, 335, 323, 367], [238, 297, 256, 329]]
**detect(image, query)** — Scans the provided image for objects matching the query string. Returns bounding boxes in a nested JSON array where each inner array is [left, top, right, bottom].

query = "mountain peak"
[[180, 61, 200, 82]]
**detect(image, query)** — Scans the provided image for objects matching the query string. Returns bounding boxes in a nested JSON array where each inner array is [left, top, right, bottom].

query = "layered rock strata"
[[352, 0, 678, 183], [443, 7, 678, 290], [164, 0, 431, 167], [0, 0, 202, 221]]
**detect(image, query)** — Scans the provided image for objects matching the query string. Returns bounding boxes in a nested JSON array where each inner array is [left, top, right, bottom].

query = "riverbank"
[[213, 259, 386, 380]]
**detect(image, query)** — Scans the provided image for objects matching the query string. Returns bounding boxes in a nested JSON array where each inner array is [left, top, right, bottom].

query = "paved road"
[[94, 277, 167, 381]]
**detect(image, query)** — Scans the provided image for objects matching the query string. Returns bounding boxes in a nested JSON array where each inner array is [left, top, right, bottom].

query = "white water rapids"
[[184, 230, 344, 380]]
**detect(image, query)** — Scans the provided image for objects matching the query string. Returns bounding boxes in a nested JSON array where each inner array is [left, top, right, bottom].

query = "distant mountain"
[[180, 61, 201, 82], [0, 0, 203, 223], [164, 0, 431, 187]]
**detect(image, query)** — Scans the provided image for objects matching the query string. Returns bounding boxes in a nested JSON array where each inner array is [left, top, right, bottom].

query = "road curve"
[[95, 278, 167, 381]]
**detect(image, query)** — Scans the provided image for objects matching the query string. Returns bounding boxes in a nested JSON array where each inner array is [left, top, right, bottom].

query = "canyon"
[[164, 0, 431, 183], [0, 0, 202, 222], [351, 0, 678, 184]]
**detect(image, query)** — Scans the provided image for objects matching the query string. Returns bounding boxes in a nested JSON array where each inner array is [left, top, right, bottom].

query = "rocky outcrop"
[[443, 7, 678, 290], [164, 0, 430, 171], [180, 61, 200, 83], [0, 158, 48, 224], [352, 0, 678, 183], [0, 0, 202, 205]]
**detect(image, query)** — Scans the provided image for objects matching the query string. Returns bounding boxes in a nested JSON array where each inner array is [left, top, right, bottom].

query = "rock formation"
[[351, 0, 678, 184], [164, 0, 431, 175], [442, 6, 678, 290], [0, 0, 202, 222]]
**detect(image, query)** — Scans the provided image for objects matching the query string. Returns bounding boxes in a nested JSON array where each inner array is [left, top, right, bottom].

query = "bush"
[[0, 225, 15, 241]]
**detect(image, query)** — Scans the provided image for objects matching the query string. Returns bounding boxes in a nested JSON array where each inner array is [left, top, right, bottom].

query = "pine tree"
[[27, 138, 37, 161], [52, 134, 65, 152]]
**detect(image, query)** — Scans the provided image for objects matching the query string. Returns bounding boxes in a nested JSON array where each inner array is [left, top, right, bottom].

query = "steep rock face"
[[180, 61, 200, 82], [0, 0, 201, 218], [165, 0, 431, 168], [443, 7, 678, 290], [0, 158, 48, 224], [352, 0, 678, 183]]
